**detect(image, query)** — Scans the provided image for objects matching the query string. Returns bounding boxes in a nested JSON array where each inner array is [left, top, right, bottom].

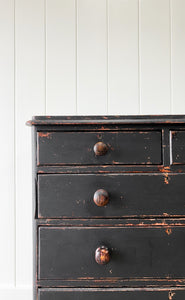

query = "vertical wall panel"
[[108, 0, 139, 114], [139, 0, 171, 114], [77, 0, 107, 114], [0, 288, 32, 300], [0, 0, 15, 287], [46, 0, 76, 115], [15, 0, 45, 286], [171, 0, 185, 113]]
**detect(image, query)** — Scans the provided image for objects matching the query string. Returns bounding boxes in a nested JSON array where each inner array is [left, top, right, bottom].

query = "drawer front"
[[37, 131, 162, 165], [39, 227, 185, 280], [171, 131, 185, 164], [38, 173, 185, 218], [38, 288, 184, 300]]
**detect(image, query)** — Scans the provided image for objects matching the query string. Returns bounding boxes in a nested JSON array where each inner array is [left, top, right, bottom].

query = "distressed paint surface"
[[38, 173, 185, 218], [37, 130, 162, 165], [39, 226, 185, 280], [39, 288, 185, 300], [29, 116, 185, 299]]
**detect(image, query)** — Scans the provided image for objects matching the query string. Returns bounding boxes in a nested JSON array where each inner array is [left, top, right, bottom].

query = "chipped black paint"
[[27, 115, 185, 300]]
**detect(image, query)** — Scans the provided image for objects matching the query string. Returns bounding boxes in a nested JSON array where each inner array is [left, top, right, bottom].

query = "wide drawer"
[[38, 173, 185, 218], [37, 131, 162, 165], [39, 226, 185, 280], [38, 288, 184, 300]]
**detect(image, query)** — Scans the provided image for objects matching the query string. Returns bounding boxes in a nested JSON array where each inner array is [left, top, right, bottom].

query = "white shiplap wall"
[[0, 0, 185, 298]]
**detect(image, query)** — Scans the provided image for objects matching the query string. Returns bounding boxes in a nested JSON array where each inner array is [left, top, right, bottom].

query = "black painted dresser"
[[27, 115, 185, 300]]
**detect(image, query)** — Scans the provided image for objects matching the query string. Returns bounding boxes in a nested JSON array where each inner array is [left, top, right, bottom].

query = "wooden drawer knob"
[[95, 246, 110, 265], [93, 142, 108, 156], [93, 189, 109, 207]]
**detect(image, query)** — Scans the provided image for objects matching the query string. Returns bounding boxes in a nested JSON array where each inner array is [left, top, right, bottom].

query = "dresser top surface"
[[26, 115, 185, 126]]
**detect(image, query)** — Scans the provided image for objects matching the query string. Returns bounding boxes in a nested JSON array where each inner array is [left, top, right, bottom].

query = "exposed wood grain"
[[36, 217, 185, 227]]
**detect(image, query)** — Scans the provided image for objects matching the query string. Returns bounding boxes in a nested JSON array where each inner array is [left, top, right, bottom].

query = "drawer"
[[38, 226, 185, 280], [38, 173, 185, 218], [38, 288, 184, 300], [171, 130, 185, 164], [37, 131, 162, 165]]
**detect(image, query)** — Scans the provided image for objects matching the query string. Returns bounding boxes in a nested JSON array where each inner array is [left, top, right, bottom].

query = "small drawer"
[[38, 288, 184, 300], [38, 226, 185, 280], [37, 131, 162, 166], [38, 173, 185, 218], [171, 130, 185, 164]]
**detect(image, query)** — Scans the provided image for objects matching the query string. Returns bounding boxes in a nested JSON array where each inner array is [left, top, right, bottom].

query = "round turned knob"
[[95, 246, 110, 265], [93, 189, 109, 207], [93, 142, 108, 156]]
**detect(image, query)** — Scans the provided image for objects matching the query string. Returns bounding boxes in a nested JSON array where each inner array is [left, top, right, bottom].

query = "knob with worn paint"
[[93, 142, 108, 156], [95, 246, 110, 265], [93, 189, 109, 207]]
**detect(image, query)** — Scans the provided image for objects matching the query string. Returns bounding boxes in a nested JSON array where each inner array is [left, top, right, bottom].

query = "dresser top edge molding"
[[26, 115, 185, 126]]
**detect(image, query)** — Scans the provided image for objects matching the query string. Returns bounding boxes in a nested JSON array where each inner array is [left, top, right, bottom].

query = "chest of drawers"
[[27, 115, 185, 300]]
